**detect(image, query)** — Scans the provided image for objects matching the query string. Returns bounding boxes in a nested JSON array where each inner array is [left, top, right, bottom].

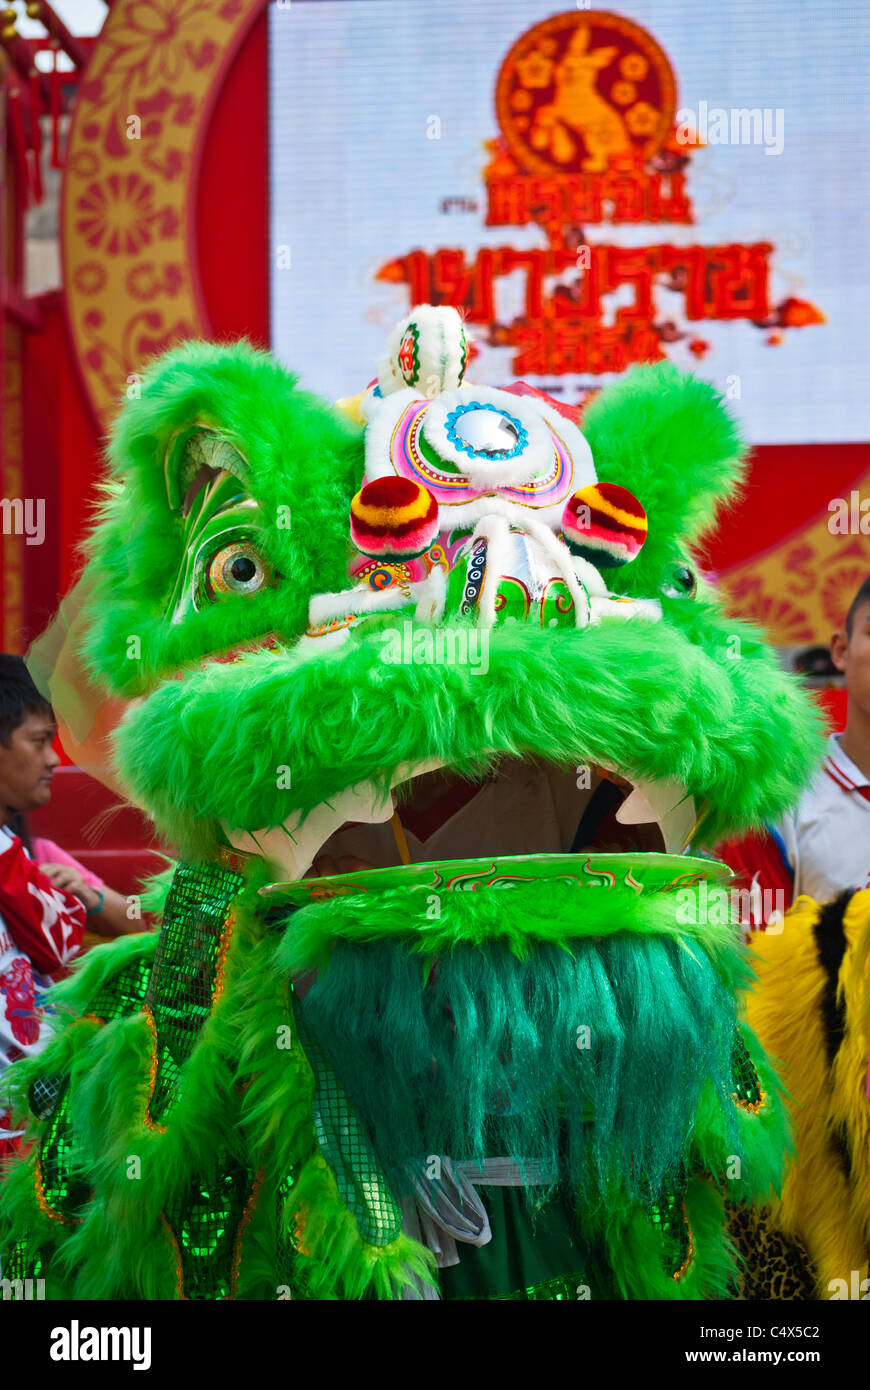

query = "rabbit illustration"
[[531, 27, 629, 172]]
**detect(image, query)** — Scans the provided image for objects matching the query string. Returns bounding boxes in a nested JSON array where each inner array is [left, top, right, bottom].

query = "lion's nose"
[[444, 513, 591, 630]]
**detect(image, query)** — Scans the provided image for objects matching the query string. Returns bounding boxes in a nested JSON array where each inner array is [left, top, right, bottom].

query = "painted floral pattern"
[[721, 472, 870, 644], [63, 0, 261, 422]]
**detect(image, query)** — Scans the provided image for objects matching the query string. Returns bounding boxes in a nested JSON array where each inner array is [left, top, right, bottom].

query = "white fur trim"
[[295, 628, 352, 654], [589, 595, 662, 624], [530, 403, 596, 493], [569, 553, 609, 598], [414, 564, 447, 624], [468, 512, 512, 629], [363, 386, 425, 479], [309, 583, 413, 625], [362, 388, 587, 530], [378, 305, 468, 399]]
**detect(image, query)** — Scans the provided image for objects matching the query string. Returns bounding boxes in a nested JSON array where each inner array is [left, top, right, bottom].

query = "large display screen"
[[269, 0, 869, 445]]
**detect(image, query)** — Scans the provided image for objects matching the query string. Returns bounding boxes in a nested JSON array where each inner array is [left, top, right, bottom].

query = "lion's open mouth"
[[313, 760, 666, 869], [224, 754, 704, 884]]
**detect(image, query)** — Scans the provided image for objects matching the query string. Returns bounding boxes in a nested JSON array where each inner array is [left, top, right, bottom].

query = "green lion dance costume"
[[0, 306, 823, 1300]]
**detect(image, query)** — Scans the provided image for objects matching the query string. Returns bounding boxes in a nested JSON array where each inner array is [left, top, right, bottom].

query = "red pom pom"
[[350, 477, 439, 560], [562, 483, 647, 568]]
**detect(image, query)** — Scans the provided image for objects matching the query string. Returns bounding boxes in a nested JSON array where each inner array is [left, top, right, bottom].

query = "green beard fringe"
[[0, 876, 788, 1300], [286, 882, 783, 1211]]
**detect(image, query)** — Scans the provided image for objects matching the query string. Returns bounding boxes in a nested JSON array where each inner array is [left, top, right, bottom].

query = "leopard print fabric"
[[725, 1201, 816, 1300]]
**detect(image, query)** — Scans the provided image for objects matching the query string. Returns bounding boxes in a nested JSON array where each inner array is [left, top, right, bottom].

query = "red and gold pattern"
[[719, 464, 870, 644], [62, 0, 263, 425]]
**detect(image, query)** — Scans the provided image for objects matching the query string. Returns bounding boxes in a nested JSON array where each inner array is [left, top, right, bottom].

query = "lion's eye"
[[662, 563, 697, 598], [207, 543, 271, 598]]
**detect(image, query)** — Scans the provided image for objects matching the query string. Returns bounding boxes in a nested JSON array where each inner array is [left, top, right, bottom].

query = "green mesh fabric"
[[163, 1158, 251, 1301], [731, 1028, 763, 1107], [294, 1002, 404, 1248], [38, 1079, 89, 1222], [28, 952, 154, 1125], [146, 861, 243, 1122]]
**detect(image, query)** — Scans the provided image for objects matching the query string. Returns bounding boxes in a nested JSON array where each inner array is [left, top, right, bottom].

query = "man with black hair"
[[0, 655, 134, 1155], [720, 575, 870, 917]]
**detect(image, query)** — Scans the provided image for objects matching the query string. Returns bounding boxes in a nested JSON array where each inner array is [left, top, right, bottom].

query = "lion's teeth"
[[222, 780, 395, 879], [222, 757, 448, 880], [616, 778, 696, 853]]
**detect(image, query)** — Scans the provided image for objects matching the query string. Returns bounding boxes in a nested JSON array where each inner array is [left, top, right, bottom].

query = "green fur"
[[5, 341, 818, 1300], [139, 859, 177, 916], [46, 929, 158, 1018], [285, 884, 760, 1207], [80, 339, 364, 696], [279, 877, 742, 970], [113, 605, 823, 861], [599, 1176, 738, 1299], [1, 881, 435, 1300], [582, 362, 746, 598]]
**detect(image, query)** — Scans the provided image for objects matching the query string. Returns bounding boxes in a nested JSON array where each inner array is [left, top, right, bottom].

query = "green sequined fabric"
[[89, 953, 155, 1023], [163, 1159, 251, 1301], [731, 1028, 763, 1108], [648, 1184, 692, 1276], [29, 1072, 63, 1122], [294, 1002, 404, 1249], [2, 1242, 46, 1285], [38, 1079, 90, 1222], [145, 861, 243, 1122], [489, 1268, 589, 1301], [275, 1172, 297, 1294]]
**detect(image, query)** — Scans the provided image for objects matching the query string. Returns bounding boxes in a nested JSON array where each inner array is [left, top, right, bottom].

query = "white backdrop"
[[270, 0, 870, 445]]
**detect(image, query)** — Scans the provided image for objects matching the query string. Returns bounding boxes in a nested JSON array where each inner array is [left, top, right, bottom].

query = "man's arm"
[[0, 827, 86, 973], [39, 863, 141, 938]]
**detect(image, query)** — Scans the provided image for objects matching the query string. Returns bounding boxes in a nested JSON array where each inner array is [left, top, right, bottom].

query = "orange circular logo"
[[495, 10, 677, 175]]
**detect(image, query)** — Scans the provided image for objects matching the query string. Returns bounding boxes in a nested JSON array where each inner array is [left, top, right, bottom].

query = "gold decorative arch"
[[62, 0, 264, 427]]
